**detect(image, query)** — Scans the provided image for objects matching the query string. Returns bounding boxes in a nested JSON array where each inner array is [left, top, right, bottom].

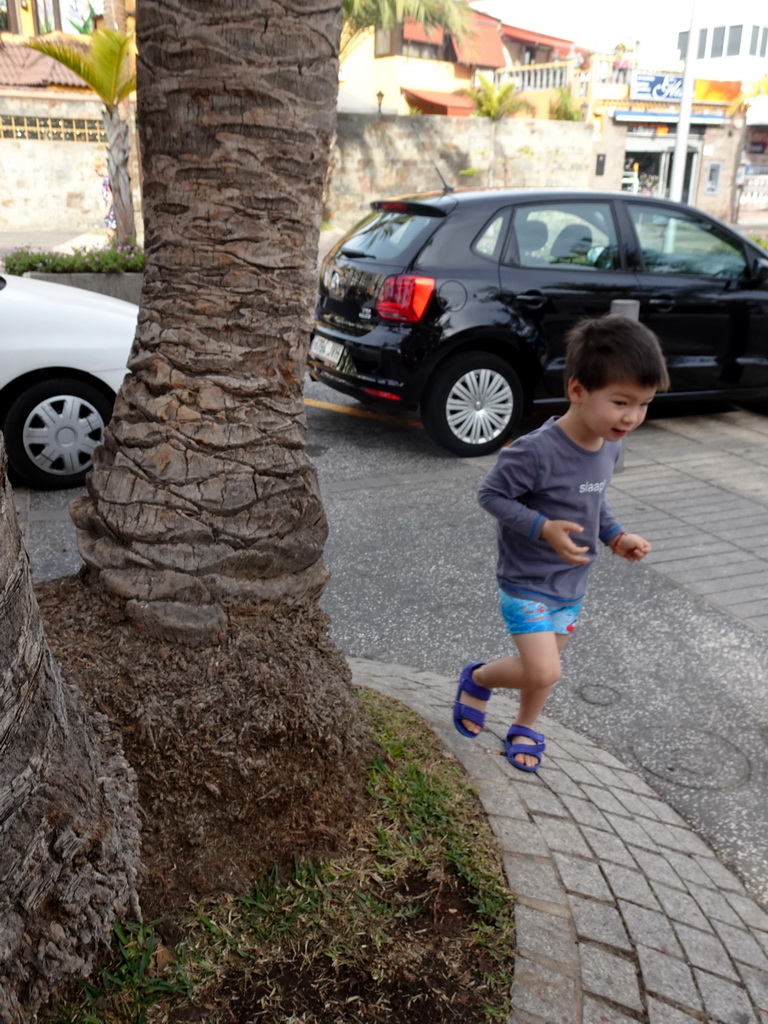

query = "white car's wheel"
[[3, 378, 113, 489]]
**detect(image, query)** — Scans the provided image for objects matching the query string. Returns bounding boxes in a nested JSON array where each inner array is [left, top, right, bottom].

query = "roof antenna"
[[404, 116, 455, 192], [433, 160, 454, 193]]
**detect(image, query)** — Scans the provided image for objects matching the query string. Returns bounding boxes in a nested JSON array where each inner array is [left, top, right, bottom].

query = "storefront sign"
[[631, 73, 683, 102]]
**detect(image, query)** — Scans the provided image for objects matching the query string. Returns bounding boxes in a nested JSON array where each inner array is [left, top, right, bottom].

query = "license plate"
[[310, 336, 344, 367]]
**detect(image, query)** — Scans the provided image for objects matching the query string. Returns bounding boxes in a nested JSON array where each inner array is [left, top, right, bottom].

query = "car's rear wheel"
[[422, 353, 523, 456], [2, 378, 113, 489]]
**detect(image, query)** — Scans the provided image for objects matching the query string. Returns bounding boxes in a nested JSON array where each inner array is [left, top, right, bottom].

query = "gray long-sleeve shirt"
[[477, 416, 623, 604]]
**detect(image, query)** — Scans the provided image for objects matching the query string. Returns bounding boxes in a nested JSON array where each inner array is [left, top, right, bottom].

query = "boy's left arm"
[[610, 531, 652, 562], [599, 493, 652, 562]]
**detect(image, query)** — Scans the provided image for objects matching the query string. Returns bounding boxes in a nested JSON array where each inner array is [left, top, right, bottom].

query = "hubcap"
[[445, 368, 514, 445], [22, 394, 105, 477]]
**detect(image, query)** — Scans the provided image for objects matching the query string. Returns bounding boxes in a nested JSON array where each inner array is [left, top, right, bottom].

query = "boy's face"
[[567, 378, 656, 442]]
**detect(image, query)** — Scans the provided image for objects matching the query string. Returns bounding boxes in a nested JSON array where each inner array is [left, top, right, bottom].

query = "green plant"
[[3, 245, 144, 276], [456, 74, 534, 121], [549, 87, 583, 121], [749, 232, 768, 253], [59, 920, 190, 1024]]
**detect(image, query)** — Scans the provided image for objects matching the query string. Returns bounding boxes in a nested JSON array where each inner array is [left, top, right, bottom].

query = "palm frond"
[[26, 28, 135, 110]]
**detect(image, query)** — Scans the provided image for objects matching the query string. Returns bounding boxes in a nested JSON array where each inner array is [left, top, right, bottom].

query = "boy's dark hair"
[[563, 315, 670, 392]]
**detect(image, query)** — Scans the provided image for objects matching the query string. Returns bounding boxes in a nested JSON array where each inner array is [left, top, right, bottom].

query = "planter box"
[[24, 271, 142, 305]]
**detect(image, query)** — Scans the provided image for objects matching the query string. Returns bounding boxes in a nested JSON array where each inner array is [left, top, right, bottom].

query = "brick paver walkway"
[[352, 659, 768, 1024]]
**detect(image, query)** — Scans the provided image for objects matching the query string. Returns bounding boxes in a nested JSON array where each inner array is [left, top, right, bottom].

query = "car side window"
[[472, 213, 507, 260], [628, 204, 747, 278], [503, 202, 620, 271]]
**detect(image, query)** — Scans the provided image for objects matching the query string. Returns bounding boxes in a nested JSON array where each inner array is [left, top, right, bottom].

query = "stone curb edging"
[[24, 270, 142, 305], [349, 658, 768, 1024]]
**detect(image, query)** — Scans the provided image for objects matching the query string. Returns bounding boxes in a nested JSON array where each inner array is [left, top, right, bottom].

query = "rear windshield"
[[337, 210, 440, 262]]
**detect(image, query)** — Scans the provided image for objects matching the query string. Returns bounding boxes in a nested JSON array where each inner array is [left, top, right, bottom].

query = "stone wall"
[[327, 113, 602, 230], [0, 96, 743, 238], [0, 92, 141, 234]]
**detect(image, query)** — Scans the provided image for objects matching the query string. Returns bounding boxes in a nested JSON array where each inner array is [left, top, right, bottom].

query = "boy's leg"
[[458, 633, 569, 767], [505, 632, 569, 768]]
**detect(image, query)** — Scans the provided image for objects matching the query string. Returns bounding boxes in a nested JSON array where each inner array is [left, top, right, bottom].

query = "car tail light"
[[376, 275, 435, 322]]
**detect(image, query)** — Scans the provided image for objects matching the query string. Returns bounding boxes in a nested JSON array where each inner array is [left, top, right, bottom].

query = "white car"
[[0, 273, 137, 489]]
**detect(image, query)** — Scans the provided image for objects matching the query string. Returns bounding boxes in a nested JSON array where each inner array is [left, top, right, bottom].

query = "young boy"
[[453, 315, 670, 771]]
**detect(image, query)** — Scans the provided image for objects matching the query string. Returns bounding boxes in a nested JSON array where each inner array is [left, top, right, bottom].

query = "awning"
[[403, 17, 444, 47], [501, 23, 574, 59], [613, 110, 726, 125], [452, 16, 505, 68], [401, 87, 476, 116]]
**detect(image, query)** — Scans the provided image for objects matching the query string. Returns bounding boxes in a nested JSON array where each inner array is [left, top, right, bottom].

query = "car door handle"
[[515, 290, 547, 310], [648, 296, 675, 312]]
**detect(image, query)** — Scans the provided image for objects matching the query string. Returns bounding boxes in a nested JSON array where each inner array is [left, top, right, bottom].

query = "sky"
[[471, 0, 697, 63], [472, 0, 685, 53]]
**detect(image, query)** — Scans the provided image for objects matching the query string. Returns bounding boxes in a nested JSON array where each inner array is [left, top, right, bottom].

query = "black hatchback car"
[[309, 188, 768, 456]]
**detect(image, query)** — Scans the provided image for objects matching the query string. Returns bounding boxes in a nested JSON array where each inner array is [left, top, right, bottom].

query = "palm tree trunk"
[[103, 103, 136, 247], [68, 0, 373, 904], [0, 439, 141, 1021], [72, 0, 342, 642]]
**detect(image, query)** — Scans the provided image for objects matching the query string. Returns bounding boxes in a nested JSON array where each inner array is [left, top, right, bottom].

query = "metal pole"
[[669, 1, 697, 202], [610, 299, 640, 320], [608, 299, 640, 472]]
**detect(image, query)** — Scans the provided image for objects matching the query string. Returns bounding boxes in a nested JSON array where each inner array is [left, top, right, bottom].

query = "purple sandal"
[[453, 662, 491, 738], [504, 724, 546, 773]]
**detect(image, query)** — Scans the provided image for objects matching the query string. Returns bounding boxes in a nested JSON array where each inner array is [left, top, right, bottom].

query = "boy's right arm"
[[477, 449, 546, 539], [540, 520, 590, 565]]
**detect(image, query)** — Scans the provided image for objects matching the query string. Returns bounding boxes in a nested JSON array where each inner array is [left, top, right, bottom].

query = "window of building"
[[34, 0, 60, 33], [374, 27, 397, 57], [761, 27, 768, 57], [1, 114, 106, 142], [711, 25, 725, 57], [727, 25, 742, 55], [750, 25, 760, 54], [402, 41, 440, 60], [697, 28, 708, 58]]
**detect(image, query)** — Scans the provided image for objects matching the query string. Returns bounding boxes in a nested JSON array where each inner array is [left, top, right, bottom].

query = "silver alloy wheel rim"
[[445, 368, 514, 445], [22, 393, 105, 477]]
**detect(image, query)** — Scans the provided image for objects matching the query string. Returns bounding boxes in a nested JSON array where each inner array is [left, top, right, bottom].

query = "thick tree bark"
[[71, 0, 342, 644], [0, 439, 141, 1022], [65, 0, 373, 909]]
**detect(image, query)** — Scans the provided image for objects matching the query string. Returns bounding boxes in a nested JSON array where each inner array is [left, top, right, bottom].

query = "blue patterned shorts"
[[499, 590, 582, 635]]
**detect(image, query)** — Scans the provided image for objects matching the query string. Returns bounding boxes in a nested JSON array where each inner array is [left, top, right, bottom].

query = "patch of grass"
[[748, 232, 768, 253], [57, 920, 190, 1024], [48, 689, 515, 1024], [2, 244, 144, 276]]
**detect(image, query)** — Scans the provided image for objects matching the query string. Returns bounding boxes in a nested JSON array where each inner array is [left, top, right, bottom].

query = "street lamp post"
[[670, 1, 698, 202]]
